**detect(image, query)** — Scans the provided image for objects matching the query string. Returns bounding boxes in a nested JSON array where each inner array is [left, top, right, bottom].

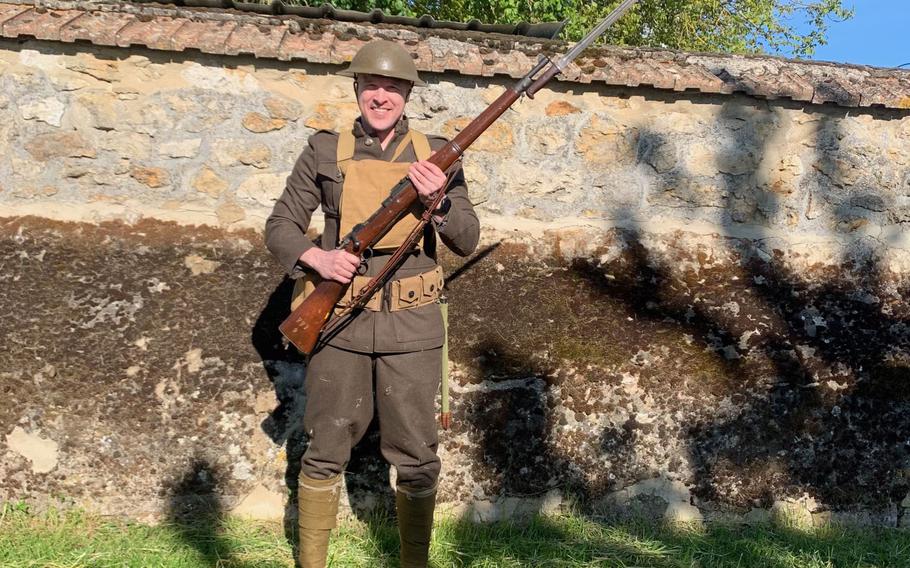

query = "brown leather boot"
[[297, 473, 342, 568], [396, 486, 437, 568]]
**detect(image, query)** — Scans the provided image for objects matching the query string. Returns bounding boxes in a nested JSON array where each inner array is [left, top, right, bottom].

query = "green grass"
[[1, 503, 909, 567]]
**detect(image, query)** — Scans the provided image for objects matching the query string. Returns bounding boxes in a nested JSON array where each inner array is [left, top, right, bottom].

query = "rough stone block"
[[130, 166, 170, 189], [19, 97, 65, 127], [443, 118, 513, 153], [303, 102, 359, 132], [231, 484, 285, 520], [236, 172, 286, 207], [665, 501, 703, 524], [545, 101, 581, 117], [192, 168, 228, 197], [264, 97, 303, 121], [25, 132, 96, 161], [242, 112, 287, 133], [159, 139, 202, 159], [770, 499, 815, 530], [5, 426, 59, 474]]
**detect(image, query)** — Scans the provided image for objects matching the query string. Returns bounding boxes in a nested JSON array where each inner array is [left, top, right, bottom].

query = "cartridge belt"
[[336, 265, 444, 313]]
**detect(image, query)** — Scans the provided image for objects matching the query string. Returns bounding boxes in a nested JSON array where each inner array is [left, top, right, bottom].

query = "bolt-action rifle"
[[280, 0, 640, 355]]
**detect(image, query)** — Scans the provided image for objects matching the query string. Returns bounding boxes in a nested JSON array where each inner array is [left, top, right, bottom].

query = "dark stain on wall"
[[2, 215, 909, 523]]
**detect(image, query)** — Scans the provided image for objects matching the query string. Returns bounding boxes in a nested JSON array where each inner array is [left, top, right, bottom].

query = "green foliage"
[[308, 0, 853, 56]]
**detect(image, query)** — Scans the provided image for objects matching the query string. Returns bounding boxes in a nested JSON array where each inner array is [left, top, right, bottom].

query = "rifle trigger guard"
[[357, 247, 373, 275]]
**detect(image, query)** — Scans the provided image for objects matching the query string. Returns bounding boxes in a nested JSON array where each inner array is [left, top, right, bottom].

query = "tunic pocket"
[[391, 303, 444, 345]]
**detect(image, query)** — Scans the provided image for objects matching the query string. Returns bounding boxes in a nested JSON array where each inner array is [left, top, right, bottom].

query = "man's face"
[[355, 74, 411, 136]]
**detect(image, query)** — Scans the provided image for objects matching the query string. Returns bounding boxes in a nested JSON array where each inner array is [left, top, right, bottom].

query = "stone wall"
[[2, 2, 910, 527]]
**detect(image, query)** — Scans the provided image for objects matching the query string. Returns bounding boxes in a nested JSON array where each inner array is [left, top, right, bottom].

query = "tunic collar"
[[352, 116, 410, 139]]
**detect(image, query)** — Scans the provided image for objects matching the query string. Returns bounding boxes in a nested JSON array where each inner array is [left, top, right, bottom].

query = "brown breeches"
[[300, 344, 442, 492]]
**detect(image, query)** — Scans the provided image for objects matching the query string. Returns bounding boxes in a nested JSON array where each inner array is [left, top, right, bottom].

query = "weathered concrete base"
[[2, 216, 910, 528]]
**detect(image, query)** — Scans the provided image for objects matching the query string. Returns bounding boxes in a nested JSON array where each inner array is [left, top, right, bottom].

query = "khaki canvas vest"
[[337, 128, 432, 251], [291, 128, 432, 312]]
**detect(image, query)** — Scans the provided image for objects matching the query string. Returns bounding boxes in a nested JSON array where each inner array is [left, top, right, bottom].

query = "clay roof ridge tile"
[[0, 0, 908, 110], [165, 17, 189, 50], [43, 9, 82, 41], [112, 12, 136, 40], [0, 4, 32, 34], [56, 7, 84, 41]]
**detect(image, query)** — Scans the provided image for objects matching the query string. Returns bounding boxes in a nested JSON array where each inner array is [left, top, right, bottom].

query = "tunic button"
[[364, 138, 374, 146], [408, 291, 416, 299]]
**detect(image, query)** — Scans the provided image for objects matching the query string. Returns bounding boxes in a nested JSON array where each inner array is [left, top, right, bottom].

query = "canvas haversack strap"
[[337, 129, 432, 175]]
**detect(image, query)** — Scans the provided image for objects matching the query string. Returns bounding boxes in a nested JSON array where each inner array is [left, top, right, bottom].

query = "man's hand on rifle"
[[299, 248, 360, 284], [409, 160, 447, 211]]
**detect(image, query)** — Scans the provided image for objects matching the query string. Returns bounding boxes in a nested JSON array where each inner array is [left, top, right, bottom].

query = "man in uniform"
[[265, 40, 479, 567]]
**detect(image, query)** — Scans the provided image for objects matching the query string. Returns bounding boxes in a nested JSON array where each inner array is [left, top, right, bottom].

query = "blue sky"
[[795, 0, 907, 68]]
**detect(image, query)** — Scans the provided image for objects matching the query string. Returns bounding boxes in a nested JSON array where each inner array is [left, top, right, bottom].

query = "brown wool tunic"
[[265, 117, 480, 353]]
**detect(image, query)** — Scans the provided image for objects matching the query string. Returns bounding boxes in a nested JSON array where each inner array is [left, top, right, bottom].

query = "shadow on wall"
[[441, 237, 646, 520], [570, 226, 910, 514], [687, 106, 910, 514], [441, 100, 910, 531], [464, 338, 587, 502], [251, 275, 305, 554], [462, 334, 683, 507], [578, 105, 910, 515]]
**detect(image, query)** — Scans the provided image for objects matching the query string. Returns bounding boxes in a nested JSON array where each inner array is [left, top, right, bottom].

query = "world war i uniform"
[[265, 40, 479, 568]]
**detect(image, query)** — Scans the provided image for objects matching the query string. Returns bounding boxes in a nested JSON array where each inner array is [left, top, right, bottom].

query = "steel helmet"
[[338, 40, 426, 86]]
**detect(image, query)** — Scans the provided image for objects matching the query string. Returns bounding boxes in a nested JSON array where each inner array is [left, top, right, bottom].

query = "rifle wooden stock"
[[279, 279, 345, 354]]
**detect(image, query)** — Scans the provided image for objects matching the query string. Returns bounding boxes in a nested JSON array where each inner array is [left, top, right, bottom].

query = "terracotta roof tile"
[[330, 33, 367, 64], [224, 21, 287, 58], [21, 8, 85, 41], [812, 75, 861, 107], [116, 14, 185, 50], [631, 59, 677, 90], [859, 77, 906, 108], [278, 28, 333, 63], [3, 7, 52, 40], [676, 66, 727, 94], [171, 18, 236, 54], [59, 10, 134, 46], [0, 3, 30, 29], [0, 1, 907, 111], [774, 69, 815, 101]]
